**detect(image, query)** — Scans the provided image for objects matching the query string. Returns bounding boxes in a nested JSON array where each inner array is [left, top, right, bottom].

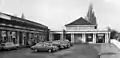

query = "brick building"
[[0, 13, 49, 46]]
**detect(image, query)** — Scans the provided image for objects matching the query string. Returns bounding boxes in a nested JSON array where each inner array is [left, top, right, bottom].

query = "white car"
[[0, 42, 19, 50]]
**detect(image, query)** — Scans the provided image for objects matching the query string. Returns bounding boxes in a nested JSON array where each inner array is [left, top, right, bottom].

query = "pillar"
[[82, 33, 86, 43], [49, 33, 53, 41], [71, 33, 74, 43], [60, 34, 63, 40], [22, 32, 25, 45], [93, 33, 96, 43], [16, 31, 20, 44], [105, 33, 109, 43]]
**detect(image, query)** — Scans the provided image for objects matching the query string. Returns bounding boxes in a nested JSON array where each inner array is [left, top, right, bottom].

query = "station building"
[[49, 4, 110, 43], [0, 13, 49, 46]]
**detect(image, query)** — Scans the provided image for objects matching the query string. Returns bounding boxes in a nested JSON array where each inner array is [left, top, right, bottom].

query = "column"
[[82, 33, 86, 43], [93, 33, 96, 43], [0, 30, 1, 43], [49, 33, 53, 41], [71, 33, 74, 43], [22, 32, 25, 45], [108, 32, 110, 42], [105, 33, 109, 43], [16, 31, 20, 44], [60, 34, 63, 40]]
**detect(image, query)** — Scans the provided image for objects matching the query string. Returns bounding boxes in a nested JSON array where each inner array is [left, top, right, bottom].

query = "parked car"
[[0, 42, 19, 50], [31, 42, 59, 52], [52, 41, 66, 49], [63, 39, 73, 46], [59, 41, 71, 48]]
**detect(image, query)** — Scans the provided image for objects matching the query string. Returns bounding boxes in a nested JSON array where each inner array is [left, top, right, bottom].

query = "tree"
[[110, 30, 118, 39], [107, 27, 118, 39]]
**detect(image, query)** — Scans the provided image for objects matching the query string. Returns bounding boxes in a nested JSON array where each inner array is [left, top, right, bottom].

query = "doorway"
[[96, 33, 105, 43], [66, 34, 71, 41], [86, 34, 93, 43]]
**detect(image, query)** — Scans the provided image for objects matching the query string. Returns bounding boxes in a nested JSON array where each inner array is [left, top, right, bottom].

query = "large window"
[[53, 34, 60, 40], [96, 33, 105, 43], [86, 34, 93, 42]]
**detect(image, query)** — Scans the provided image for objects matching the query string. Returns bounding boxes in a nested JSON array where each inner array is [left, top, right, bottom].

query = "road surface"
[[0, 44, 101, 58]]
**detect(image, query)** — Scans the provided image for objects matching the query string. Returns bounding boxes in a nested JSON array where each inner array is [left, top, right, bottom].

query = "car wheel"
[[60, 46, 64, 49], [48, 49, 52, 52], [53, 48, 56, 52], [68, 45, 71, 48], [34, 49, 38, 52], [7, 49, 10, 51]]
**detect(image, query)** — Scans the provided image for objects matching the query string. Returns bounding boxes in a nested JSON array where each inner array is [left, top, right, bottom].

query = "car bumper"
[[2, 47, 16, 50]]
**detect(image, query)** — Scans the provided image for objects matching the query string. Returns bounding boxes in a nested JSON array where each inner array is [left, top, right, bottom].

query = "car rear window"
[[36, 44, 43, 46], [0, 44, 5, 46]]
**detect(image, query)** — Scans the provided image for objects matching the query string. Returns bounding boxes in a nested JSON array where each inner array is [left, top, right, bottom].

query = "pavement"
[[100, 43, 120, 58], [0, 43, 101, 58]]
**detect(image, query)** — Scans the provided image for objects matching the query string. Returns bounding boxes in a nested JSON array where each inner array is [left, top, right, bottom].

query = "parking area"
[[0, 43, 102, 58]]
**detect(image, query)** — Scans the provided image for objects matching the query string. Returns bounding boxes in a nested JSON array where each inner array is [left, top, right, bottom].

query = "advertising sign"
[[12, 32, 16, 38], [2, 31, 6, 37]]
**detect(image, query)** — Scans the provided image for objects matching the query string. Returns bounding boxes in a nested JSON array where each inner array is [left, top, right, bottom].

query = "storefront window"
[[7, 31, 12, 42], [12, 32, 16, 44], [96, 33, 105, 43], [1, 31, 7, 43], [86, 34, 93, 42]]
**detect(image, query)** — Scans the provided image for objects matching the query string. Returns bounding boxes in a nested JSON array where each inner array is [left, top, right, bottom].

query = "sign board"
[[12, 32, 16, 38], [97, 34, 104, 36], [2, 31, 6, 37]]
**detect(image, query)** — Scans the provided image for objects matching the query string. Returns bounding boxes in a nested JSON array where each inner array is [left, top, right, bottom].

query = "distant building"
[[0, 13, 49, 46], [49, 4, 110, 43]]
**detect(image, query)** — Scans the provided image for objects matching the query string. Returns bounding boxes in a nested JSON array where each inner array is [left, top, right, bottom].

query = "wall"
[[66, 25, 95, 31]]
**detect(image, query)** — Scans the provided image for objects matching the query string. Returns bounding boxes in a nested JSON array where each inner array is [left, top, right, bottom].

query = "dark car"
[[59, 41, 71, 48], [52, 41, 66, 49], [31, 42, 59, 52], [63, 40, 73, 46]]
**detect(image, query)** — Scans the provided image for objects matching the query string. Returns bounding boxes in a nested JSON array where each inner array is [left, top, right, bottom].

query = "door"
[[96, 33, 105, 43], [86, 34, 93, 43], [74, 34, 82, 43], [66, 34, 71, 41]]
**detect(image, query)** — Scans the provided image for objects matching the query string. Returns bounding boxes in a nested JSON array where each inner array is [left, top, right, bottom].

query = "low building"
[[0, 13, 49, 46], [49, 4, 110, 43]]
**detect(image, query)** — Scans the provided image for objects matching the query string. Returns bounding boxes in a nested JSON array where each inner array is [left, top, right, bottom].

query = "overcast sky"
[[0, 0, 120, 31]]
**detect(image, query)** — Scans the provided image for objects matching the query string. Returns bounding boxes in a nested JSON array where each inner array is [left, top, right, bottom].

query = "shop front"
[[86, 33, 93, 43], [49, 31, 110, 43], [96, 33, 105, 43]]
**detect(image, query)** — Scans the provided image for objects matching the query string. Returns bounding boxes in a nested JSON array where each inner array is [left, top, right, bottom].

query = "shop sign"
[[88, 36, 92, 38], [7, 31, 11, 36], [12, 32, 16, 38], [2, 31, 6, 36], [97, 34, 104, 36]]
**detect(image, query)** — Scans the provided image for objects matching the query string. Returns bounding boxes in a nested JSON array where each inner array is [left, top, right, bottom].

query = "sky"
[[0, 0, 120, 31]]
